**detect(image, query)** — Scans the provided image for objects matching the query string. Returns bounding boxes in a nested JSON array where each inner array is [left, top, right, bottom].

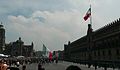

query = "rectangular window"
[[108, 50, 111, 55], [116, 49, 119, 55], [102, 50, 105, 56], [94, 51, 96, 56], [98, 51, 100, 56]]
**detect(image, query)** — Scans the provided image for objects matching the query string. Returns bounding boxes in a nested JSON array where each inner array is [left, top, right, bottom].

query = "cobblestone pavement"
[[18, 61, 120, 70]]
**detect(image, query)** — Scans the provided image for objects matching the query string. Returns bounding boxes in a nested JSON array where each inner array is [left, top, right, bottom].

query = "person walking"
[[66, 65, 81, 70], [22, 65, 26, 70], [38, 63, 45, 70]]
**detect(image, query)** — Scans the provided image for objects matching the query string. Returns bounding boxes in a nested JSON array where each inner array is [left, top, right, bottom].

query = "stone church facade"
[[0, 23, 34, 57], [4, 37, 34, 57]]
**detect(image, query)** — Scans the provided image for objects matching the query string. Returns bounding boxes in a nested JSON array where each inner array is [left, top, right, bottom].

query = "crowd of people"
[[0, 57, 81, 70], [0, 56, 59, 70]]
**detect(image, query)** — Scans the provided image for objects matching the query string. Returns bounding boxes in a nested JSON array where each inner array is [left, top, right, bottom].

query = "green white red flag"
[[84, 7, 91, 21]]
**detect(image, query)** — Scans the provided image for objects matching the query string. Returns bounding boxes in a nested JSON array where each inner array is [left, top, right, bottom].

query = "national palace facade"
[[64, 18, 120, 68]]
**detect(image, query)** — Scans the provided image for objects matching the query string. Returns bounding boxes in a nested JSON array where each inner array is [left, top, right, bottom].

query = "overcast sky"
[[0, 0, 120, 51]]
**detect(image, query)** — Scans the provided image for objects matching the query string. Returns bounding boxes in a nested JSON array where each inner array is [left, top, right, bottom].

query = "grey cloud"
[[6, 10, 86, 51], [2, 0, 120, 51], [0, 0, 75, 16]]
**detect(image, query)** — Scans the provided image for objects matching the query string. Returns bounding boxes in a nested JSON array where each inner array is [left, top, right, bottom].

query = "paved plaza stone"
[[18, 61, 120, 70]]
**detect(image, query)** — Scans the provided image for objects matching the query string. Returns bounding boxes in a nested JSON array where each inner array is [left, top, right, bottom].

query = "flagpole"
[[90, 4, 92, 27]]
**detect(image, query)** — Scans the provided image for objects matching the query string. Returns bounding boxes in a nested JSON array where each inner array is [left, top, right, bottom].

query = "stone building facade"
[[64, 18, 120, 68]]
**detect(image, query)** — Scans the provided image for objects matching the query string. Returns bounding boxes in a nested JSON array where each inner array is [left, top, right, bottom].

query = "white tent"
[[0, 54, 9, 58]]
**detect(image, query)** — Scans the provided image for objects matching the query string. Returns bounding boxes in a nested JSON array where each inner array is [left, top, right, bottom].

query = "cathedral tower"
[[0, 23, 5, 53]]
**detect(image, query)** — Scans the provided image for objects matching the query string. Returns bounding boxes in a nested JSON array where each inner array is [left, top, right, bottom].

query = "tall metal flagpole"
[[90, 4, 92, 25], [88, 0, 93, 68]]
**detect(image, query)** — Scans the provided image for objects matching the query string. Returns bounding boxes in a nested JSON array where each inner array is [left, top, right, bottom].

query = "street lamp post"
[[20, 42, 22, 56]]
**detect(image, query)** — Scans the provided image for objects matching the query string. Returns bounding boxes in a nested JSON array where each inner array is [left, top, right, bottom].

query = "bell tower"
[[0, 22, 5, 53]]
